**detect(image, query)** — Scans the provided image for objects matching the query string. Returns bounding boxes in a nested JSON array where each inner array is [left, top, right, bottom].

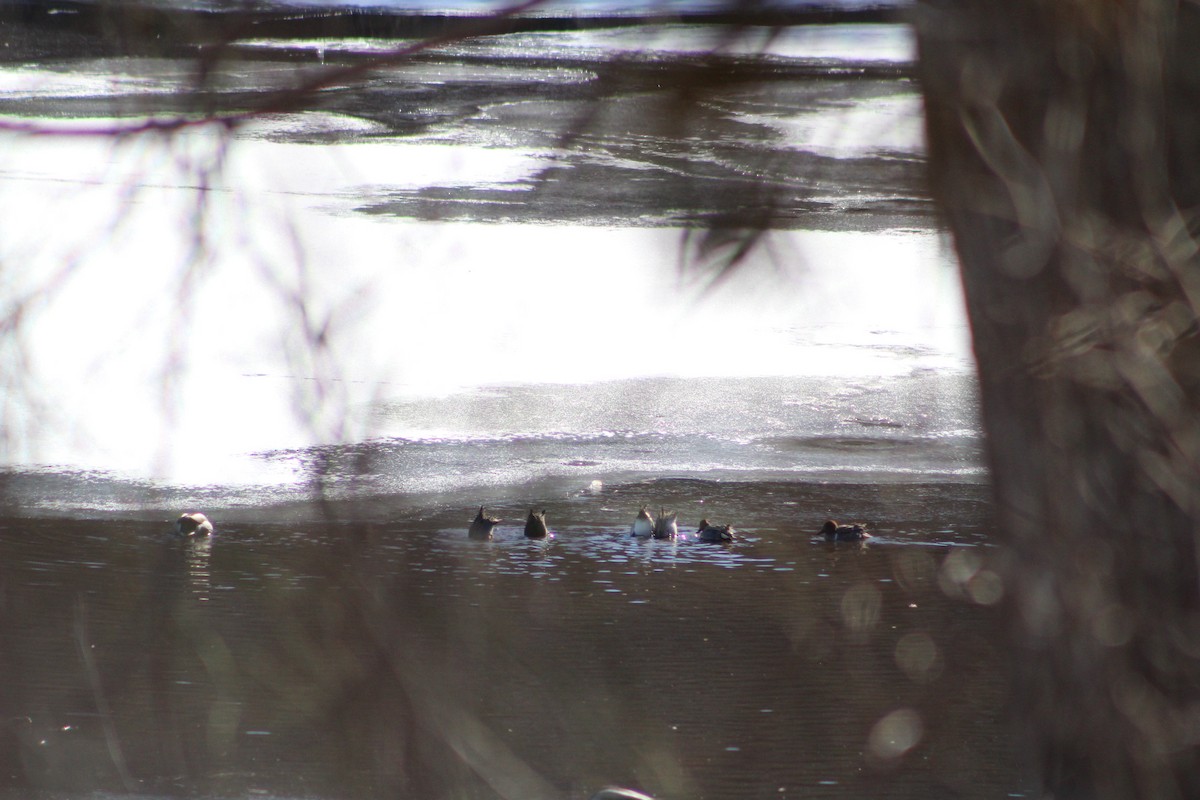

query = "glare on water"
[[0, 109, 969, 490]]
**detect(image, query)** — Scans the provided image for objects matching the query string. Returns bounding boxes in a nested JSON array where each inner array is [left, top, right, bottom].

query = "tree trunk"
[[915, 2, 1200, 797]]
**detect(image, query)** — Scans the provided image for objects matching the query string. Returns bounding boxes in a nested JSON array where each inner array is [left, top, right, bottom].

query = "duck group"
[[167, 508, 872, 544], [630, 506, 680, 540], [463, 506, 871, 543]]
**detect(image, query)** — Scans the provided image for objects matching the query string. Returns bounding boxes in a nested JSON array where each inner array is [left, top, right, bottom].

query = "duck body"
[[174, 512, 213, 537], [631, 506, 654, 538], [652, 508, 678, 540], [696, 519, 735, 542], [469, 506, 501, 540], [524, 509, 549, 539], [820, 519, 870, 541]]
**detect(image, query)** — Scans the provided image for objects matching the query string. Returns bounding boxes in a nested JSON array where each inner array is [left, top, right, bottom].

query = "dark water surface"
[[0, 479, 1027, 799]]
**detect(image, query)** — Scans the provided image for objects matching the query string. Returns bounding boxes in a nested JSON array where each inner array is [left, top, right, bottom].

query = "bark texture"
[[916, 2, 1200, 797]]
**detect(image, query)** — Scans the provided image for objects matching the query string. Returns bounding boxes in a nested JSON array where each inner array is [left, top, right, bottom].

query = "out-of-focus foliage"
[[918, 1, 1200, 797]]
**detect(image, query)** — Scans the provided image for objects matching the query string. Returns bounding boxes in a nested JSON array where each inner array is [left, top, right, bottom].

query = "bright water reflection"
[[0, 17, 949, 500]]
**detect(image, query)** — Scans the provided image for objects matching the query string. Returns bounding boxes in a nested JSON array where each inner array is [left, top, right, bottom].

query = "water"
[[0, 10, 958, 510], [0, 489, 1014, 799], [0, 7, 1026, 799]]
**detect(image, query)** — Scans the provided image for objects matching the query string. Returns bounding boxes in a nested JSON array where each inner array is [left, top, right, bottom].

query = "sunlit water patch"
[[0, 18, 947, 499]]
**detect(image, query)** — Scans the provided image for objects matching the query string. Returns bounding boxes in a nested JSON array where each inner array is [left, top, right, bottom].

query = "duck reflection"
[[182, 536, 212, 603]]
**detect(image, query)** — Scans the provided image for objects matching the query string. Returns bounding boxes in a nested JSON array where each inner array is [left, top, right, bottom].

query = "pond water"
[[0, 478, 1023, 800], [0, 6, 1029, 799]]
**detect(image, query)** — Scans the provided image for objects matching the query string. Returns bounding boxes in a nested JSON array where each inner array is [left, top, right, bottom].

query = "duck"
[[652, 508, 678, 540], [820, 519, 870, 541], [524, 508, 549, 539], [468, 506, 501, 540], [631, 505, 654, 538], [696, 519, 735, 542], [174, 512, 213, 537]]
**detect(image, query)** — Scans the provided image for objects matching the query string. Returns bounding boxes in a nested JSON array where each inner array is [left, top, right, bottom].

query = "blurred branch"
[[73, 597, 136, 793]]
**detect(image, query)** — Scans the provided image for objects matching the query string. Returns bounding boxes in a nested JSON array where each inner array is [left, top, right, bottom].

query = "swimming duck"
[[469, 506, 501, 540], [174, 512, 213, 537], [524, 508, 549, 539], [652, 508, 678, 540], [820, 519, 870, 541], [631, 505, 654, 538], [696, 519, 735, 542]]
